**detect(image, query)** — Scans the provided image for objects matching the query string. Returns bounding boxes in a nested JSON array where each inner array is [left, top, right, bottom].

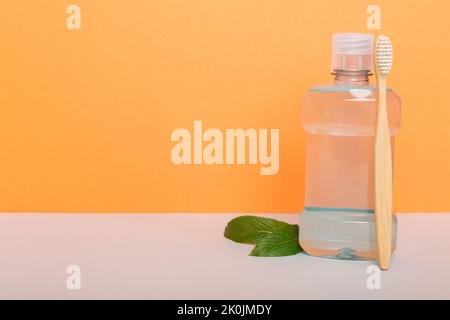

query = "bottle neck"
[[333, 69, 371, 86]]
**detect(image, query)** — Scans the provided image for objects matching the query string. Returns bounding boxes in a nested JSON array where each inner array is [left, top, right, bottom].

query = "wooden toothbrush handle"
[[375, 77, 393, 270]]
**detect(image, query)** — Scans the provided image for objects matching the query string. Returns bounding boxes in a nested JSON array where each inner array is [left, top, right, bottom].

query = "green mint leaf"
[[250, 224, 302, 257], [224, 215, 291, 244]]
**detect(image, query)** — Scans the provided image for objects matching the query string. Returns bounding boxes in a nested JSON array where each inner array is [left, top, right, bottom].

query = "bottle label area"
[[305, 207, 375, 214]]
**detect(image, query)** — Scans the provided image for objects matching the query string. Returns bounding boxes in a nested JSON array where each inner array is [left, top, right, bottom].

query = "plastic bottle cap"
[[332, 33, 374, 72]]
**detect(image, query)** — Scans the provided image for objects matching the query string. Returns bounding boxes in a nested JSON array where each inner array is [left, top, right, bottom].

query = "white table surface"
[[0, 213, 449, 300]]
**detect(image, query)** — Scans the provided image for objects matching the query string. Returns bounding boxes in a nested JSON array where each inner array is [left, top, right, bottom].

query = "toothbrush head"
[[376, 35, 393, 75]]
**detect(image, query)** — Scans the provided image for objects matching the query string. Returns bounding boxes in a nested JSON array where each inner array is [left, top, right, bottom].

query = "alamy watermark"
[[366, 265, 381, 290], [171, 120, 280, 176], [66, 265, 82, 290]]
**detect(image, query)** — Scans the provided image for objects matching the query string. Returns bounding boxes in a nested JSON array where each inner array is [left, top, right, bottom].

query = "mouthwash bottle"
[[299, 33, 401, 260]]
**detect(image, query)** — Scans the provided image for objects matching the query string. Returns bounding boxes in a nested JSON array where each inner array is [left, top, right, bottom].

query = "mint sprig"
[[224, 216, 303, 257]]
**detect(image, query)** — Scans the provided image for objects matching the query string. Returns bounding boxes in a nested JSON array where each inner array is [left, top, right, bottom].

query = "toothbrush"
[[375, 35, 394, 270]]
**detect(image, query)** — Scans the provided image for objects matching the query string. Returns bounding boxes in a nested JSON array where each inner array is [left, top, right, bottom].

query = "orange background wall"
[[1, 0, 449, 213]]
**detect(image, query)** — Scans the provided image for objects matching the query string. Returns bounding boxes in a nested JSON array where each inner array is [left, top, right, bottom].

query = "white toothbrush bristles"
[[376, 35, 393, 75]]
